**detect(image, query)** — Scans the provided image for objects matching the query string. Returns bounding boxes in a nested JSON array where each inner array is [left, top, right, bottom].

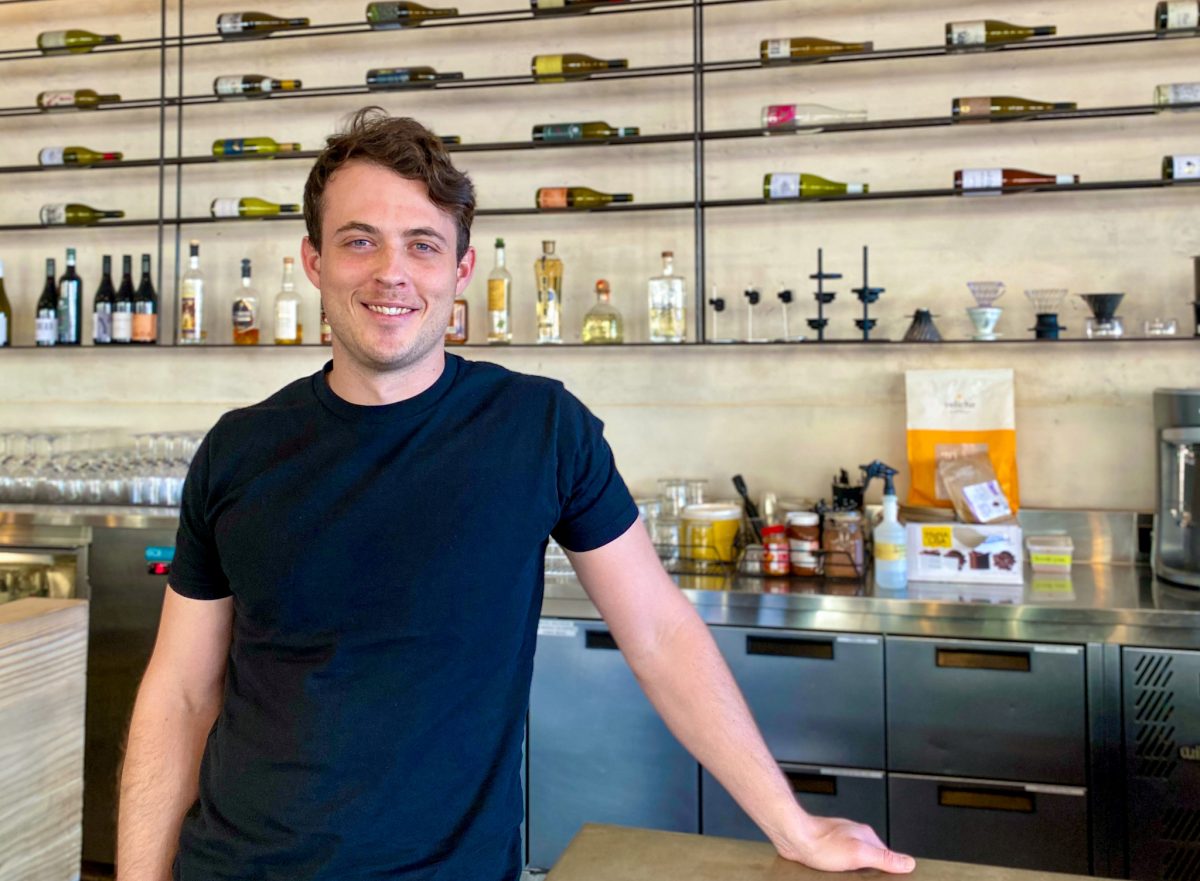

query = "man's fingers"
[[868, 846, 917, 874]]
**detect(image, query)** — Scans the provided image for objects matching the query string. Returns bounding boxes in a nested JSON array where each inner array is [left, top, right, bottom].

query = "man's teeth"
[[367, 304, 414, 316]]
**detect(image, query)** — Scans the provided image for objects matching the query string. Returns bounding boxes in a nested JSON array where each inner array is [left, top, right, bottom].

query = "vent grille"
[[1163, 809, 1200, 844], [1133, 653, 1178, 780], [1163, 845, 1200, 881]]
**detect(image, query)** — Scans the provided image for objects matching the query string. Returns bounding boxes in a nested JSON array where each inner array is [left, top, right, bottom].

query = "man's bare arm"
[[116, 588, 233, 881], [566, 522, 914, 874]]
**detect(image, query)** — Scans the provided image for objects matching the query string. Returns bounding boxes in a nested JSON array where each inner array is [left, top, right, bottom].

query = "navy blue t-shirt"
[[169, 354, 638, 881]]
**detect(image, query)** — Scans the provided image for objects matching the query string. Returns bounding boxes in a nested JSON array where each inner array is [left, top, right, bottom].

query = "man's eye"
[[348, 238, 371, 247], [413, 242, 436, 253]]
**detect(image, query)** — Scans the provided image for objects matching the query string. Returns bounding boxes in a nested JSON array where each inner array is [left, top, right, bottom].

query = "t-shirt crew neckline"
[[313, 354, 462, 423]]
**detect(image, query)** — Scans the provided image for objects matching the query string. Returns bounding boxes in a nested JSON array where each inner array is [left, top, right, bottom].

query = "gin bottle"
[[534, 240, 563, 344], [647, 250, 686, 342]]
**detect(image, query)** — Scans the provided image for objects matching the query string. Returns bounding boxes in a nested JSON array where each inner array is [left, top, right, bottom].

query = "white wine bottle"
[[37, 89, 121, 110], [759, 37, 873, 63], [366, 2, 458, 28], [273, 257, 303, 345], [951, 95, 1077, 121], [178, 240, 207, 344], [1156, 1, 1200, 32], [532, 53, 628, 82], [216, 11, 310, 39], [39, 145, 124, 165], [954, 168, 1079, 193], [536, 186, 633, 209], [212, 137, 301, 158], [487, 238, 513, 344], [761, 103, 867, 130], [213, 74, 302, 98], [210, 197, 301, 218], [366, 67, 464, 89], [763, 172, 867, 198], [945, 19, 1056, 49], [1155, 82, 1200, 109], [1163, 155, 1200, 179], [40, 203, 125, 225], [37, 29, 121, 55], [532, 121, 639, 141]]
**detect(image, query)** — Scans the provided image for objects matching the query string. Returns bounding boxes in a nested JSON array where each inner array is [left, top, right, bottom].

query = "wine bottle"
[[535, 241, 562, 344], [274, 257, 302, 344], [945, 19, 1055, 49], [0, 260, 11, 347], [954, 168, 1079, 193], [39, 145, 124, 166], [581, 279, 623, 344], [532, 121, 639, 141], [763, 172, 867, 199], [366, 2, 458, 29], [212, 137, 301, 158], [36, 259, 57, 348], [445, 293, 468, 344], [216, 11, 310, 39], [1155, 82, 1200, 109], [1163, 155, 1200, 179], [487, 238, 512, 344], [647, 251, 686, 343], [951, 95, 1077, 121], [365, 67, 465, 89], [40, 203, 125, 226], [761, 104, 867, 130], [439, 135, 462, 146], [213, 75, 302, 98], [1156, 1, 1200, 32], [112, 256, 135, 344], [232, 259, 260, 345], [57, 248, 82, 346], [132, 254, 158, 344], [536, 186, 632, 209], [37, 89, 121, 110], [93, 255, 115, 345], [532, 53, 628, 82], [178, 240, 206, 344], [37, 29, 121, 55], [759, 37, 873, 63], [531, 0, 627, 14], [210, 197, 301, 218]]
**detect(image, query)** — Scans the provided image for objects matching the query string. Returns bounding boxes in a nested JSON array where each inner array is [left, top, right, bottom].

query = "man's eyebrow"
[[404, 226, 448, 244], [333, 221, 381, 237]]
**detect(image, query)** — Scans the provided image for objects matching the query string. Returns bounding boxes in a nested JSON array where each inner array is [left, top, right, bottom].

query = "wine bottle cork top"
[[283, 257, 294, 265], [662, 250, 673, 257]]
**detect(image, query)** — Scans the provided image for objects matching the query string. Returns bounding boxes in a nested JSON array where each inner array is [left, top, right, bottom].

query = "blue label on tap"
[[145, 546, 175, 563]]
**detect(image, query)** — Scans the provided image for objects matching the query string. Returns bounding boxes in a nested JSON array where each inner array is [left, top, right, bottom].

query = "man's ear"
[[300, 236, 321, 288]]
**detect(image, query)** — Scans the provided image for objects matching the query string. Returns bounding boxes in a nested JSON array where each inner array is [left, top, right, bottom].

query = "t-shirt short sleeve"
[[170, 431, 231, 600], [550, 390, 638, 553]]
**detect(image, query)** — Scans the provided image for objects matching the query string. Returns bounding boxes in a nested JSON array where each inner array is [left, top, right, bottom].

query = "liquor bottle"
[[216, 11, 310, 38], [57, 248, 83, 346], [536, 186, 633, 209], [763, 172, 868, 198], [439, 135, 462, 145], [366, 2, 459, 28], [487, 238, 513, 344], [36, 259, 57, 348], [445, 293, 468, 344], [132, 254, 158, 344], [581, 279, 623, 344], [232, 259, 260, 345], [40, 203, 125, 226], [1155, 82, 1200, 109], [39, 145, 124, 166], [0, 260, 11, 347], [36, 89, 121, 110], [178, 240, 206, 344], [759, 37, 873, 62], [213, 74, 302, 99], [210, 197, 301, 218], [532, 121, 639, 141], [274, 257, 302, 344], [1156, 1, 1200, 32], [531, 0, 629, 14], [365, 67, 465, 89], [532, 53, 628, 82], [1163, 154, 1200, 179], [212, 137, 301, 158], [37, 29, 121, 55], [112, 256, 135, 344], [92, 255, 115, 345], [951, 95, 1077, 120], [647, 251, 686, 343], [953, 168, 1079, 193], [945, 19, 1056, 49], [319, 304, 331, 344], [761, 104, 867, 130], [534, 241, 563, 344]]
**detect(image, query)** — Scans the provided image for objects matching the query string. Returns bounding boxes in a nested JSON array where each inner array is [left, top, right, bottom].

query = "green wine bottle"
[[40, 203, 125, 225], [210, 197, 301, 217], [39, 145, 124, 165], [213, 74, 302, 98], [763, 172, 868, 198], [93, 255, 116, 345], [212, 137, 301, 158], [951, 95, 1077, 120], [37, 29, 121, 54], [1156, 1, 1199, 32], [366, 1, 458, 28], [532, 53, 628, 82], [37, 89, 121, 110], [365, 67, 464, 89], [759, 37, 873, 63], [532, 121, 639, 141], [535, 186, 633, 209], [216, 11, 310, 38], [35, 259, 58, 347], [1163, 154, 1200, 179], [945, 19, 1056, 49]]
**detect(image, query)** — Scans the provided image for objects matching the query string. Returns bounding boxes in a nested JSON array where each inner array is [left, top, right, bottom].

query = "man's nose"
[[374, 244, 412, 288]]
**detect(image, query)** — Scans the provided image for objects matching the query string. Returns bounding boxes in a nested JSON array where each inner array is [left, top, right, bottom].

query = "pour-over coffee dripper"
[[1080, 293, 1125, 339], [1025, 289, 1068, 340], [966, 281, 1005, 340]]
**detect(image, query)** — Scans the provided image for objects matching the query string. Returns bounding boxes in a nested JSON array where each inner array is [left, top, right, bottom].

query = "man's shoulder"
[[207, 373, 318, 447], [455, 356, 572, 404]]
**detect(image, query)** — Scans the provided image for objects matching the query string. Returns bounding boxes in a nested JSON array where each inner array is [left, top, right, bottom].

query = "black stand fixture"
[[806, 248, 840, 342], [851, 246, 884, 341]]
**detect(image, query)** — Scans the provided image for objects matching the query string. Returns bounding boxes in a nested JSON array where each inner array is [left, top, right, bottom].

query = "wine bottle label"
[[39, 91, 78, 108], [764, 105, 796, 127], [948, 20, 986, 45], [132, 312, 157, 343], [1167, 1, 1200, 27], [538, 188, 569, 209], [93, 311, 112, 343], [0, 313, 7, 345], [1166, 83, 1200, 104], [444, 301, 468, 340], [538, 0, 567, 7], [36, 316, 57, 344], [534, 56, 564, 76], [40, 31, 68, 49], [959, 168, 1004, 190], [765, 39, 790, 59], [179, 287, 201, 339], [369, 69, 414, 86], [39, 204, 67, 225], [276, 302, 298, 340], [39, 147, 66, 165], [112, 312, 133, 342], [211, 198, 241, 217], [215, 76, 247, 96], [540, 123, 584, 140], [1173, 155, 1200, 178], [487, 279, 509, 311], [217, 13, 245, 32], [218, 138, 249, 155], [767, 173, 801, 199]]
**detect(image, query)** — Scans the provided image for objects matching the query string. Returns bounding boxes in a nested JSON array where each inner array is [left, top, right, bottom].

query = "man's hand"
[[773, 815, 916, 874]]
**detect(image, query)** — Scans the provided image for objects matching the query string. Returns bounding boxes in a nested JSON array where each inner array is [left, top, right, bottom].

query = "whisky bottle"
[[761, 104, 867, 130], [40, 203, 125, 225], [92, 255, 115, 345], [945, 19, 1055, 49], [487, 238, 513, 344], [536, 186, 632, 209], [232, 259, 260, 345], [535, 240, 563, 344], [213, 74, 302, 98], [532, 121, 639, 141], [1163, 155, 1200, 179], [763, 172, 867, 198], [274, 257, 303, 344], [647, 251, 686, 343], [216, 12, 310, 39], [951, 95, 1077, 120], [35, 259, 57, 347], [1155, 82, 1200, 109], [366, 2, 458, 28], [581, 279, 623, 344], [132, 254, 158, 345], [112, 256, 135, 344], [37, 29, 121, 54], [445, 293, 469, 344], [1156, 1, 1200, 32], [212, 137, 301, 158], [532, 53, 628, 82], [57, 248, 83, 345], [210, 197, 301, 218], [366, 67, 464, 89], [0, 260, 10, 347], [178, 240, 206, 344], [39, 145, 123, 165], [954, 168, 1079, 193], [759, 37, 873, 63], [37, 89, 121, 110]]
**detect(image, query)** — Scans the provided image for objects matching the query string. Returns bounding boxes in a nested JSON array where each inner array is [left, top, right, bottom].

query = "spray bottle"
[[862, 461, 907, 589]]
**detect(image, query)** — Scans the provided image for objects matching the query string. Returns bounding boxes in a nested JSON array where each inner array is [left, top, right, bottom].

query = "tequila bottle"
[[581, 279, 623, 344], [534, 240, 563, 344], [648, 250, 686, 342], [487, 238, 512, 343]]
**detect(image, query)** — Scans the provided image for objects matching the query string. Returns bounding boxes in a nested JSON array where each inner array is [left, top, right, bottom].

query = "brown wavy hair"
[[303, 107, 476, 260]]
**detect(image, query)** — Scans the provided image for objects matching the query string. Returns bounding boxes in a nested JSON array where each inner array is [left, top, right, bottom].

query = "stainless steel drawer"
[[713, 627, 884, 768], [701, 765, 886, 844], [887, 636, 1087, 784], [888, 773, 1089, 875]]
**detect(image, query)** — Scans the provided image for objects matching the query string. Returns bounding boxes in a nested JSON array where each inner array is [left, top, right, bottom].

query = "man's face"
[[301, 160, 474, 375]]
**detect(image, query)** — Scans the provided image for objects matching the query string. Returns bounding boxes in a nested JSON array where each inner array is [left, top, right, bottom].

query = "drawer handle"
[[785, 771, 837, 796], [936, 648, 1030, 672], [938, 786, 1034, 813], [747, 636, 834, 660], [584, 630, 619, 651]]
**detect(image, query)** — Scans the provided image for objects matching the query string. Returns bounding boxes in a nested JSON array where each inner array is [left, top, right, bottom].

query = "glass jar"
[[786, 511, 821, 576], [761, 524, 790, 576], [822, 510, 864, 579]]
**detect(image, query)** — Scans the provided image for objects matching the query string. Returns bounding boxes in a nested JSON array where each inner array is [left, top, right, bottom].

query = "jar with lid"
[[786, 511, 821, 576], [761, 524, 790, 576], [822, 510, 864, 579]]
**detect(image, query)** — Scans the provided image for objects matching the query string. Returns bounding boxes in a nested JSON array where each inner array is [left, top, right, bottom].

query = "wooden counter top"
[[547, 825, 1090, 881]]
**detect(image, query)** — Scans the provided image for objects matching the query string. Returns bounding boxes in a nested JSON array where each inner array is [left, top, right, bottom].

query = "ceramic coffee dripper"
[[966, 282, 1005, 340]]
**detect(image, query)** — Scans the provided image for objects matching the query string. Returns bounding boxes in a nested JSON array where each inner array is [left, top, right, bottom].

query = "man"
[[117, 108, 915, 881]]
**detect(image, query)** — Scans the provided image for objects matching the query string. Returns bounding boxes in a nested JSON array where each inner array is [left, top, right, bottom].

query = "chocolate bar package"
[[906, 523, 1024, 585]]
